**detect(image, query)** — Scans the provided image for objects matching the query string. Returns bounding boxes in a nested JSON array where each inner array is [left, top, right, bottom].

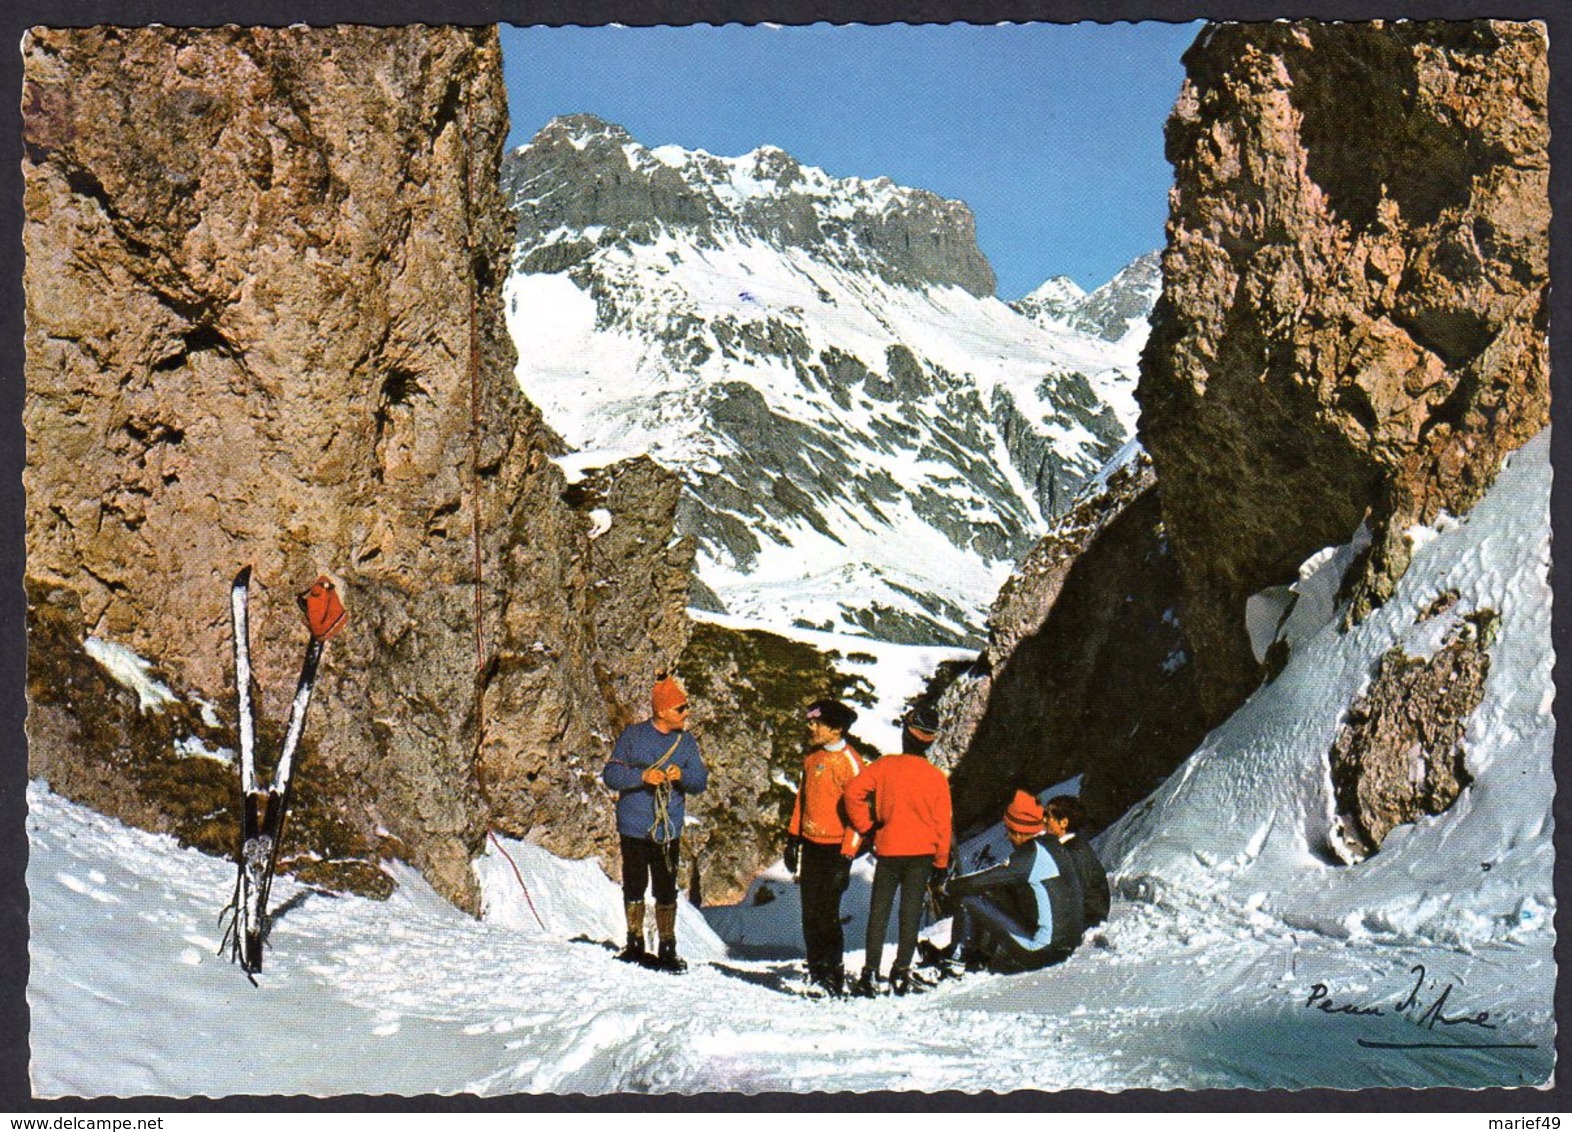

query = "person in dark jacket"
[[785, 698, 868, 997], [1046, 794, 1110, 927], [844, 706, 951, 997], [601, 674, 710, 972], [939, 790, 1084, 974]]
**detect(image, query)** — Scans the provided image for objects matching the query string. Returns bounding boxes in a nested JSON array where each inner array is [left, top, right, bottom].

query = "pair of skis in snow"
[[220, 566, 346, 980]]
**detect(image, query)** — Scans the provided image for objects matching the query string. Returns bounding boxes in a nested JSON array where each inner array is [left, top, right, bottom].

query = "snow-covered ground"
[[27, 433, 1555, 1096]]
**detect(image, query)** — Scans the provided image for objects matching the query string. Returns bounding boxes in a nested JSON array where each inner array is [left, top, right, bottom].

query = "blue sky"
[[500, 22, 1200, 299]]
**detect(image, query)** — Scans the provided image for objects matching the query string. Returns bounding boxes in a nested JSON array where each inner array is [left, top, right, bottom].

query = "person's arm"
[[672, 736, 709, 793], [842, 764, 877, 835], [788, 766, 805, 837], [934, 778, 953, 871], [602, 728, 646, 792], [949, 843, 1033, 897]]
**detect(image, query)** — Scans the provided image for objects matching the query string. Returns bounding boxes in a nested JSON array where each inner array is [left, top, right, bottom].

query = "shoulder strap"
[[651, 733, 683, 771]]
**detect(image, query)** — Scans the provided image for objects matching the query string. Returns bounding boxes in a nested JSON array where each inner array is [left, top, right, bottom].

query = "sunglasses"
[[674, 703, 690, 714]]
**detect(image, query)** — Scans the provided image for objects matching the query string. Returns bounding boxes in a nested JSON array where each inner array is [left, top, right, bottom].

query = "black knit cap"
[[904, 704, 941, 736], [806, 698, 857, 733]]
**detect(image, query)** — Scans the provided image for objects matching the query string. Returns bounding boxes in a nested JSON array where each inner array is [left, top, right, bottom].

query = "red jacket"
[[842, 754, 952, 868], [788, 742, 866, 853]]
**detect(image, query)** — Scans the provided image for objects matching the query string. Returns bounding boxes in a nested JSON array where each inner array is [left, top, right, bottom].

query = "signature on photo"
[[1302, 964, 1539, 1051]]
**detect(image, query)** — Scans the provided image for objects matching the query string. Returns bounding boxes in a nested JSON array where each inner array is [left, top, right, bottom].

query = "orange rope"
[[488, 830, 548, 932]]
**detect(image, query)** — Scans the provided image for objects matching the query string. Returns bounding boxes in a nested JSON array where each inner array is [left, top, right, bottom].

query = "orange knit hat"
[[652, 674, 688, 714], [1004, 789, 1046, 835]]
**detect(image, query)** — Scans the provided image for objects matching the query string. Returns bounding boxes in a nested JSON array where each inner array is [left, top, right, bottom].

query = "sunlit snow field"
[[28, 434, 1555, 1096]]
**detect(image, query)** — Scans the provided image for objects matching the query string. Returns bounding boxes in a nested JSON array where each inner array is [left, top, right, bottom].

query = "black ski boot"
[[962, 945, 991, 974], [809, 962, 845, 998], [617, 933, 646, 964], [654, 938, 688, 973], [918, 940, 964, 980], [850, 966, 880, 998], [889, 965, 916, 996]]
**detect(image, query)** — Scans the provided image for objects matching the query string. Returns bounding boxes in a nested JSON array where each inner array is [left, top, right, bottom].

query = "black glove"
[[784, 836, 802, 875], [926, 869, 950, 905], [928, 861, 957, 903]]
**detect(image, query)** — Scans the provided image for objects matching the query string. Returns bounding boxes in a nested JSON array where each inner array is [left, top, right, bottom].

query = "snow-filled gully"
[[28, 434, 1555, 1096]]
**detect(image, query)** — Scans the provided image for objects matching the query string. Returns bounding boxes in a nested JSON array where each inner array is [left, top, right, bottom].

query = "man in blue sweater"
[[601, 674, 710, 972]]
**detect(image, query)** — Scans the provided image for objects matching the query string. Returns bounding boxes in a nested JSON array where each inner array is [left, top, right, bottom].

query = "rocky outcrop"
[[1328, 607, 1495, 861], [990, 375, 1125, 521], [1072, 252, 1163, 343], [937, 451, 1209, 836], [23, 27, 690, 911], [476, 456, 694, 872], [1140, 21, 1549, 722]]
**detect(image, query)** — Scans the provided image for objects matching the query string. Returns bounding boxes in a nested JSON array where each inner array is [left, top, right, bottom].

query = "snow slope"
[[1102, 432, 1555, 951], [28, 433, 1554, 1095]]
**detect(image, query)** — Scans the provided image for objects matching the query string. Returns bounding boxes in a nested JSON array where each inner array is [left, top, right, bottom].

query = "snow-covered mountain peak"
[[528, 111, 633, 152], [1023, 274, 1086, 305], [506, 115, 997, 297], [503, 118, 1157, 644], [1014, 251, 1162, 347]]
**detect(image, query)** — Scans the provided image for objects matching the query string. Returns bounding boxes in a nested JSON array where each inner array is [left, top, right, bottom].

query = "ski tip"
[[234, 565, 253, 588]]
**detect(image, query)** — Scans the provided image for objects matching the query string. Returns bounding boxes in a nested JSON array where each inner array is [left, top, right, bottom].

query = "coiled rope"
[[646, 735, 683, 842]]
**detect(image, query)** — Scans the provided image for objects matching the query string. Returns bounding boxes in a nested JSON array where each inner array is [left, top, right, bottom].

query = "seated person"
[[1046, 794, 1111, 927], [930, 790, 1085, 974]]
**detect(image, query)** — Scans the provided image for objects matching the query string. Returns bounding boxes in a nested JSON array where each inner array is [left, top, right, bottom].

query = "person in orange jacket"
[[785, 698, 868, 997], [843, 705, 951, 996]]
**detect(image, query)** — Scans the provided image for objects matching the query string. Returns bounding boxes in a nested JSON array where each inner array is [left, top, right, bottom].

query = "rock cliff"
[[942, 20, 1546, 845], [23, 26, 690, 912], [937, 451, 1209, 836], [1139, 20, 1549, 721]]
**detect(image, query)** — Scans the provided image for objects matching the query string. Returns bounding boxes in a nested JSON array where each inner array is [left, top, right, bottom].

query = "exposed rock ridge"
[[23, 27, 691, 911], [1327, 608, 1492, 863], [504, 113, 997, 297], [1139, 20, 1549, 722], [937, 448, 1208, 835]]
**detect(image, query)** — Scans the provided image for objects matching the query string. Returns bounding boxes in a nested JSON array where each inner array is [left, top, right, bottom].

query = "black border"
[[2, 0, 1566, 1115]]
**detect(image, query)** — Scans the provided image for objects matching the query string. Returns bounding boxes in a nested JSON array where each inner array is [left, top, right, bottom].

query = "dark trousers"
[[955, 897, 1071, 973], [799, 840, 851, 972], [865, 855, 933, 974], [619, 834, 680, 904]]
